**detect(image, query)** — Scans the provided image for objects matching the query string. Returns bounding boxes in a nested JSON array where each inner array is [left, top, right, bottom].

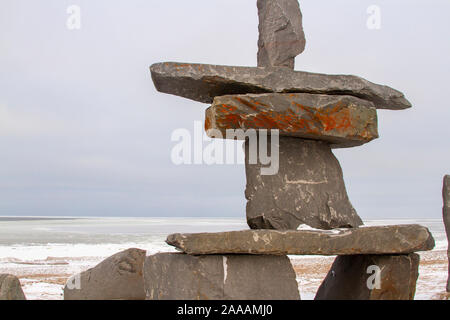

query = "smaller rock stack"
[[444, 175, 450, 293]]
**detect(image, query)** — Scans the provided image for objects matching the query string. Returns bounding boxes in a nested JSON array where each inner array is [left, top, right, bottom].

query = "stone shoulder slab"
[[150, 62, 411, 110]]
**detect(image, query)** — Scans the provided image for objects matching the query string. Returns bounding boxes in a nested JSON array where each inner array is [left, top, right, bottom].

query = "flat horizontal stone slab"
[[150, 62, 411, 110], [144, 253, 300, 300], [166, 225, 435, 256], [206, 93, 378, 148]]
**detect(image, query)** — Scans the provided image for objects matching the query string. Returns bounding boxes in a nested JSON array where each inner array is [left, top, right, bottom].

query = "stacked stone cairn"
[[145, 0, 436, 300], [63, 0, 438, 300]]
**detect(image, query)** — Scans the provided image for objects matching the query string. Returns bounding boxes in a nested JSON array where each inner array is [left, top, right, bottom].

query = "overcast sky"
[[0, 0, 449, 220]]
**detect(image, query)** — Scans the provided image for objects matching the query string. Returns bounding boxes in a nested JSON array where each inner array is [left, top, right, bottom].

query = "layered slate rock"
[[166, 225, 435, 255], [206, 93, 378, 148], [144, 253, 300, 300], [150, 62, 411, 110], [257, 0, 306, 69], [64, 248, 146, 300], [315, 254, 420, 300], [0, 274, 26, 300], [245, 137, 362, 230], [444, 175, 450, 292]]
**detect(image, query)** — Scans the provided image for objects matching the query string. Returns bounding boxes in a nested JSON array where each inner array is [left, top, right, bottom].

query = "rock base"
[[144, 253, 300, 300], [64, 248, 146, 300], [315, 254, 420, 300], [0, 274, 26, 300]]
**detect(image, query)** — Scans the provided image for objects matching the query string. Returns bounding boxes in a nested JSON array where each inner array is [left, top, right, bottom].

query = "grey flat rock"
[[443, 175, 450, 292], [206, 93, 378, 148], [166, 225, 435, 255], [144, 253, 300, 300], [245, 137, 363, 230], [0, 274, 26, 300], [64, 248, 146, 300], [257, 0, 306, 69], [315, 254, 420, 300], [150, 62, 411, 110]]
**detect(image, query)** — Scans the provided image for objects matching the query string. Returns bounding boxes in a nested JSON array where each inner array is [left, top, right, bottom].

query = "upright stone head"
[[257, 0, 306, 69]]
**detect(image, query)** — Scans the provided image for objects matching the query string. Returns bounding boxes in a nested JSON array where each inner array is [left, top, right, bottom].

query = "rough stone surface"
[[64, 248, 146, 300], [444, 175, 450, 292], [315, 254, 420, 300], [150, 62, 411, 110], [166, 225, 435, 256], [245, 137, 362, 230], [144, 253, 300, 300], [206, 93, 378, 148], [257, 0, 305, 69], [0, 274, 26, 300]]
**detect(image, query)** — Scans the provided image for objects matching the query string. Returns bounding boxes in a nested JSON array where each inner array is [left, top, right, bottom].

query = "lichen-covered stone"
[[166, 225, 435, 256], [315, 254, 420, 300], [150, 62, 411, 110], [257, 0, 306, 69], [206, 93, 378, 148], [64, 248, 146, 300], [144, 253, 300, 300], [245, 137, 362, 230]]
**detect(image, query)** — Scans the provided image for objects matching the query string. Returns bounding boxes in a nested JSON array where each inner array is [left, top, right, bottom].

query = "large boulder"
[[245, 137, 363, 230], [166, 225, 435, 255], [144, 253, 300, 300], [443, 175, 450, 292], [257, 0, 306, 69], [0, 274, 26, 300], [64, 248, 146, 300], [150, 62, 411, 110], [315, 254, 420, 300], [206, 93, 378, 148]]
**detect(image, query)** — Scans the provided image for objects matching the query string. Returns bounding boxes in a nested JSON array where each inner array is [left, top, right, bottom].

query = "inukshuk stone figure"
[[147, 0, 435, 300]]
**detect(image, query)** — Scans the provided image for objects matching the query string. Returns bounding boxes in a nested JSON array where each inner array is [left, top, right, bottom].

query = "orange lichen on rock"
[[205, 93, 378, 148]]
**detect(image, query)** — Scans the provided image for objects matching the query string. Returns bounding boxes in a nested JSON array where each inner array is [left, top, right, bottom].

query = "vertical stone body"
[[443, 175, 450, 292], [245, 136, 363, 230], [257, 0, 306, 69], [315, 254, 420, 300]]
